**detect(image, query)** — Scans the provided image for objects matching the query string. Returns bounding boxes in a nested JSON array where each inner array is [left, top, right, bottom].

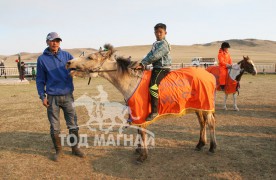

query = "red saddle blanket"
[[127, 67, 216, 126], [206, 66, 238, 94]]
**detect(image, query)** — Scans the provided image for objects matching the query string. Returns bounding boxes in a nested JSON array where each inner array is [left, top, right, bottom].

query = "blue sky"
[[0, 0, 275, 55]]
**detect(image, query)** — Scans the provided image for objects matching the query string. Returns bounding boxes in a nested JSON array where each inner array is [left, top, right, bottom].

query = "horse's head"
[[66, 44, 117, 77], [238, 56, 257, 75], [66, 44, 139, 78]]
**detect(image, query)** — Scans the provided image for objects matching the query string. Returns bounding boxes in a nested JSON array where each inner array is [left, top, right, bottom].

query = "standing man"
[[20, 61, 26, 80], [31, 67, 36, 80], [218, 42, 232, 91], [0, 60, 7, 79], [36, 32, 84, 161]]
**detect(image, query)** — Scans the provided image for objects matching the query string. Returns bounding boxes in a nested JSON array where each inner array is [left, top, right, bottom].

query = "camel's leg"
[[233, 93, 239, 111], [223, 94, 228, 110], [206, 113, 217, 153], [136, 127, 148, 163], [195, 111, 207, 151], [135, 129, 142, 154]]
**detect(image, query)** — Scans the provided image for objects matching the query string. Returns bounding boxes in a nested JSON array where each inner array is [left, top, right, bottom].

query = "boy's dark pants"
[[149, 68, 170, 113]]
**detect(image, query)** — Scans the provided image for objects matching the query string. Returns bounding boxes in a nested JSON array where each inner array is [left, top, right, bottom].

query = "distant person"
[[0, 60, 7, 79], [15, 59, 20, 79], [137, 23, 172, 121], [20, 61, 26, 80], [36, 32, 84, 161], [31, 67, 36, 80], [218, 42, 232, 91]]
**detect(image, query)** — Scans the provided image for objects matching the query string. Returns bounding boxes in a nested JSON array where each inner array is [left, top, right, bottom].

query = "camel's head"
[[239, 56, 257, 75], [66, 44, 116, 77]]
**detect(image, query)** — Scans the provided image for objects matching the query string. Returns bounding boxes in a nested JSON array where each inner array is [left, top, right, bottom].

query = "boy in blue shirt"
[[139, 23, 172, 121]]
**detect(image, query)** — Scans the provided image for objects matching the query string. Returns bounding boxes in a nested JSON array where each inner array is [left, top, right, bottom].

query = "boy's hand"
[[134, 63, 145, 70], [43, 98, 49, 108], [226, 64, 232, 69]]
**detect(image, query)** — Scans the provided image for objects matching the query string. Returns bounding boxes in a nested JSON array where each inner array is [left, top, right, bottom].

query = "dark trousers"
[[149, 68, 170, 113], [47, 93, 79, 134]]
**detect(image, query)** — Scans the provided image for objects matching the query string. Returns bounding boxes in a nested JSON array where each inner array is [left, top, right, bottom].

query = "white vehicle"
[[191, 57, 217, 67]]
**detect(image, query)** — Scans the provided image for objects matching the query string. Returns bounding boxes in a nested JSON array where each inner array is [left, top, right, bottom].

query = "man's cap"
[[46, 32, 62, 41]]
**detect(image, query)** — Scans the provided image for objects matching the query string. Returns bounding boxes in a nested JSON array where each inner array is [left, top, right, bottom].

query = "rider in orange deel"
[[218, 42, 232, 91]]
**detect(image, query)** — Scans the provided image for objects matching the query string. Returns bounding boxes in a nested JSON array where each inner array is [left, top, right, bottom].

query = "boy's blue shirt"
[[141, 38, 172, 68], [36, 48, 74, 100]]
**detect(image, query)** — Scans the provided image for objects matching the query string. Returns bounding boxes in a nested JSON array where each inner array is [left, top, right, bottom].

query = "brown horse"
[[66, 44, 217, 163], [207, 56, 257, 111]]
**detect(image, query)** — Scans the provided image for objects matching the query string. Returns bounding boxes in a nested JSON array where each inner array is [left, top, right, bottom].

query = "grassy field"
[[0, 74, 275, 179]]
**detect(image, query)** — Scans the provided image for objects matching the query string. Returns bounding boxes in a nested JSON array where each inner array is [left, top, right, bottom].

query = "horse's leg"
[[136, 127, 148, 163], [233, 93, 239, 111], [223, 93, 228, 110], [195, 111, 207, 151], [135, 129, 142, 154], [206, 113, 217, 153]]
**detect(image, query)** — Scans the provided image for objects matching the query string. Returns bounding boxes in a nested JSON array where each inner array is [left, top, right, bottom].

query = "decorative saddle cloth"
[[127, 67, 216, 126], [206, 66, 238, 94]]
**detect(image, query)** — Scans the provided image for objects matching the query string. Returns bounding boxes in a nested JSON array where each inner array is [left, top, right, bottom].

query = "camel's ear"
[[243, 55, 246, 59]]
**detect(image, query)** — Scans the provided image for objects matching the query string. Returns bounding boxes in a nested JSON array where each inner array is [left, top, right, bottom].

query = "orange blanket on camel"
[[127, 67, 216, 126]]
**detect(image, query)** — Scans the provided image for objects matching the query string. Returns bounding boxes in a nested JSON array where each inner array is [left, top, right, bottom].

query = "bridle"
[[86, 52, 117, 85], [83, 51, 143, 84], [88, 52, 116, 73]]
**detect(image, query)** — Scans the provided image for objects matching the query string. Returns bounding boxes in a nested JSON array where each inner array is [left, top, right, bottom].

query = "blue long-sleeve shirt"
[[36, 48, 74, 100], [141, 38, 172, 69]]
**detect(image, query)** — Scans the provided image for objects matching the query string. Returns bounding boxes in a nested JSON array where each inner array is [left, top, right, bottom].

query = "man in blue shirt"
[[36, 32, 84, 161]]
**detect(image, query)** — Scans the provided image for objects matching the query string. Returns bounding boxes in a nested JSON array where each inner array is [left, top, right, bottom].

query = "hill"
[[1, 39, 275, 66]]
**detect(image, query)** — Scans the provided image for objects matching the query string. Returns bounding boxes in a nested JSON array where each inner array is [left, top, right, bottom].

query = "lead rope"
[[75, 51, 92, 85]]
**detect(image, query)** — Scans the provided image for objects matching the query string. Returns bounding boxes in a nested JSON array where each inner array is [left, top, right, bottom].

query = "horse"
[[206, 56, 257, 111], [66, 44, 217, 163]]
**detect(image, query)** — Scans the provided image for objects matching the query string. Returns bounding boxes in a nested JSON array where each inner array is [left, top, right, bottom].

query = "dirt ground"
[[0, 74, 275, 179]]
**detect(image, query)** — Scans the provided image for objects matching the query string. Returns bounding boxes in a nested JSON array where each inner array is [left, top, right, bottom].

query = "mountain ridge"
[[1, 39, 275, 65]]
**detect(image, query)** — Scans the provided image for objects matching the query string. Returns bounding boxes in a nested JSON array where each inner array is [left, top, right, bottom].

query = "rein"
[[85, 55, 143, 85], [87, 69, 117, 85], [86, 57, 117, 85]]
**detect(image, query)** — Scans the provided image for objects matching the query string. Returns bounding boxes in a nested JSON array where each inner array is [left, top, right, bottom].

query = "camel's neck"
[[229, 64, 244, 81], [99, 71, 141, 101]]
